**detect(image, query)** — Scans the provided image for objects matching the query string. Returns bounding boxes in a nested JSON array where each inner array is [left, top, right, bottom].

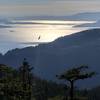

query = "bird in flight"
[[38, 36, 41, 40]]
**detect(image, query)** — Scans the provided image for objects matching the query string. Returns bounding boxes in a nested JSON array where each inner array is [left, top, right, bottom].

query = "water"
[[0, 20, 94, 54]]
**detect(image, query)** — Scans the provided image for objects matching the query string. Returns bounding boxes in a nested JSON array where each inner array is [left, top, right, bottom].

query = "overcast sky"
[[0, 0, 100, 17]]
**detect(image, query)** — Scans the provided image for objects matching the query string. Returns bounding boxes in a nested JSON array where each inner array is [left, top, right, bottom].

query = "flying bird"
[[38, 36, 41, 40]]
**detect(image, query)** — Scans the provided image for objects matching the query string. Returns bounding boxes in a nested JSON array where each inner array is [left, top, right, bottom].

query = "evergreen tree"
[[0, 64, 17, 100], [19, 58, 33, 100]]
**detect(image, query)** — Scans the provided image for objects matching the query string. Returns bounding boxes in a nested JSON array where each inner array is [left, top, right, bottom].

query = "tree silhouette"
[[19, 58, 33, 100], [56, 65, 95, 100], [0, 64, 18, 100]]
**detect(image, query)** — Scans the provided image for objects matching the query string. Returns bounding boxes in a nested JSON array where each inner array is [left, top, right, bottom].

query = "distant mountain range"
[[67, 12, 100, 21], [75, 20, 100, 28], [13, 12, 100, 21], [0, 12, 100, 22], [0, 29, 100, 87]]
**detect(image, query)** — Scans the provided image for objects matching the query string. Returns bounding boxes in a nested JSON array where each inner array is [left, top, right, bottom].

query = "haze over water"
[[0, 20, 94, 54]]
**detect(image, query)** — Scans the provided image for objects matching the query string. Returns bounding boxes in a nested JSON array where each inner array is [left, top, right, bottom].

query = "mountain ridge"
[[0, 29, 100, 87]]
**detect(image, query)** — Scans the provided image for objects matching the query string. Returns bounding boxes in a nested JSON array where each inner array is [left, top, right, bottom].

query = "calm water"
[[0, 20, 94, 54]]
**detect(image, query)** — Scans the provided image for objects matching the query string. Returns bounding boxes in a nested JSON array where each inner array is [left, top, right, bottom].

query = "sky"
[[0, 0, 100, 17], [0, 0, 100, 53]]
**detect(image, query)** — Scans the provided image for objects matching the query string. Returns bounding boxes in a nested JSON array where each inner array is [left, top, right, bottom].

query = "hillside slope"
[[0, 29, 100, 87]]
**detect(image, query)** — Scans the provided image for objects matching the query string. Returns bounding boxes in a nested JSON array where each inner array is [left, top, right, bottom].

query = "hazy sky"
[[0, 0, 100, 53], [0, 0, 100, 17]]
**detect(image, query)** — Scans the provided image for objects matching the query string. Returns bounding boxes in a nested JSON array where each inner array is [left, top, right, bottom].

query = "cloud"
[[0, 0, 100, 16], [0, 25, 11, 28], [20, 42, 48, 45]]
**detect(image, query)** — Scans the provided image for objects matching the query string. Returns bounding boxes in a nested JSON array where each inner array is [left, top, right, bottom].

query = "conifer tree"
[[19, 58, 33, 100]]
